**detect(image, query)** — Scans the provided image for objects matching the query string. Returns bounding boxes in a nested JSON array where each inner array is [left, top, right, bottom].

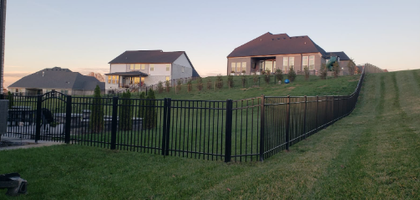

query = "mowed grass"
[[1, 70, 420, 199]]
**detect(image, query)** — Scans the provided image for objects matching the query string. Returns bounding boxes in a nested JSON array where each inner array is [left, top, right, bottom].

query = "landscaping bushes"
[[304, 67, 310, 81], [90, 85, 104, 133], [119, 90, 132, 131], [144, 89, 157, 129], [288, 67, 296, 82], [275, 69, 283, 83]]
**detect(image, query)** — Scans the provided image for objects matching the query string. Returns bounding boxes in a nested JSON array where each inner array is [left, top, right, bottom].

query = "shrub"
[[165, 80, 171, 92], [275, 69, 283, 82], [333, 61, 340, 78], [137, 92, 146, 120], [187, 79, 192, 92], [206, 79, 212, 90], [196, 77, 203, 91], [157, 81, 164, 93], [145, 89, 156, 129], [264, 73, 270, 84], [89, 85, 103, 133], [253, 74, 259, 85], [227, 75, 234, 88], [288, 67, 296, 82], [176, 79, 182, 92], [242, 70, 246, 74], [119, 90, 132, 131], [304, 66, 310, 81], [241, 75, 246, 87], [216, 75, 223, 89], [347, 59, 355, 76], [7, 91, 13, 109], [320, 64, 327, 80]]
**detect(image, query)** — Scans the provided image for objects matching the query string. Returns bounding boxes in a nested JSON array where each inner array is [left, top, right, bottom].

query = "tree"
[[157, 81, 164, 93], [137, 92, 146, 120], [215, 75, 223, 89], [196, 77, 203, 91], [304, 66, 310, 81], [7, 91, 13, 109], [119, 90, 132, 131], [288, 67, 297, 82], [320, 64, 327, 80], [333, 61, 340, 78], [347, 58, 356, 76], [187, 79, 193, 92], [176, 79, 182, 92], [145, 88, 157, 129], [275, 69, 283, 83], [90, 85, 104, 133], [227, 75, 234, 88], [165, 80, 171, 92]]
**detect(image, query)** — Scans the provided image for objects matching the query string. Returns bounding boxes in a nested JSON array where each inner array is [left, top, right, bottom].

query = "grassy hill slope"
[[152, 74, 360, 100], [1, 70, 419, 199]]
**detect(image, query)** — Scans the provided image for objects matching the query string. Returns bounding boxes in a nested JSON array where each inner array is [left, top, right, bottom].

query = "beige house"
[[227, 32, 353, 75]]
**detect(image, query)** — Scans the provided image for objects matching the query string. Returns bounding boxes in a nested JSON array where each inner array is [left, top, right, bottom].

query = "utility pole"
[[0, 0, 6, 94]]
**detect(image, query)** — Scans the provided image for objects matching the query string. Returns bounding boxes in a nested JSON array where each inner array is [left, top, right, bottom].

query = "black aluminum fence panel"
[[167, 100, 227, 161], [4, 94, 38, 139], [231, 97, 262, 162]]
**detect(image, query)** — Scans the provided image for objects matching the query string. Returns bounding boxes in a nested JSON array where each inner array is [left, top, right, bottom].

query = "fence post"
[[224, 99, 233, 163], [35, 95, 42, 143], [259, 95, 265, 162], [110, 96, 118, 150], [285, 95, 290, 151], [303, 95, 307, 139], [64, 95, 72, 144], [162, 98, 171, 156]]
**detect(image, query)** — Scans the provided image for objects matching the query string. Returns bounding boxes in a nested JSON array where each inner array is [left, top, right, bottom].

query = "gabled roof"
[[109, 50, 185, 64], [325, 51, 350, 61], [105, 71, 149, 77], [9, 67, 104, 90], [227, 32, 328, 58]]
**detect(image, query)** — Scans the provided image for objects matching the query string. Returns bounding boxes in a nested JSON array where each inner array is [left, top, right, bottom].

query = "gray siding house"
[[227, 32, 353, 75], [8, 67, 105, 95], [106, 50, 199, 91]]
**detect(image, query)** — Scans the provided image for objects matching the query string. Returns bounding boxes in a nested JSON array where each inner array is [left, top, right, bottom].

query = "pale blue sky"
[[4, 0, 420, 88]]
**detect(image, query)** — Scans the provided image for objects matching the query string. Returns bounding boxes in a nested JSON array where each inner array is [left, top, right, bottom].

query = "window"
[[302, 56, 308, 69], [150, 64, 155, 71], [283, 57, 294, 71], [166, 64, 170, 71], [134, 77, 140, 84], [283, 57, 288, 71], [231, 62, 236, 72], [135, 64, 140, 70], [236, 62, 241, 72], [265, 61, 273, 73], [309, 56, 315, 70], [141, 64, 146, 70], [241, 62, 246, 72], [289, 57, 294, 68], [108, 76, 111, 84], [165, 76, 170, 81]]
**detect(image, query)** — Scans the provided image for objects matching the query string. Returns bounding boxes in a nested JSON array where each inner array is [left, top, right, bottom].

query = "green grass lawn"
[[1, 70, 419, 199], [145, 74, 361, 100]]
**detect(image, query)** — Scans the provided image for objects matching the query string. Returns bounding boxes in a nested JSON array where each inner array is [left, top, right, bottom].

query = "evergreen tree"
[[288, 67, 297, 82], [7, 91, 13, 109], [119, 90, 132, 131], [90, 85, 104, 133], [138, 92, 146, 120], [145, 88, 157, 129]]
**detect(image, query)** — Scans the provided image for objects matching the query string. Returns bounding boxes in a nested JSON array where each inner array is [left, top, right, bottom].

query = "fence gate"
[[34, 91, 71, 143]]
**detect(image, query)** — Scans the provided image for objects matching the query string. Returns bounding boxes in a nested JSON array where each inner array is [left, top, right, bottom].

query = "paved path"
[[0, 136, 63, 151]]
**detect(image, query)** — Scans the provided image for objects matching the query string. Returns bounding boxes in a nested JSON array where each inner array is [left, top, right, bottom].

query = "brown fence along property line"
[[2, 69, 366, 162]]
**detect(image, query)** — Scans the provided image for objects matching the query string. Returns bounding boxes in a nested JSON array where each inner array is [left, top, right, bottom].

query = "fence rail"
[[2, 69, 365, 162]]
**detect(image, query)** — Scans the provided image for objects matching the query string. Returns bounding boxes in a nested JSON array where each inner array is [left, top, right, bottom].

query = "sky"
[[3, 0, 420, 88]]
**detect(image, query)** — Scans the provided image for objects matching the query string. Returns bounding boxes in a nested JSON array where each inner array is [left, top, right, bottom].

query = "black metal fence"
[[2, 70, 364, 162]]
